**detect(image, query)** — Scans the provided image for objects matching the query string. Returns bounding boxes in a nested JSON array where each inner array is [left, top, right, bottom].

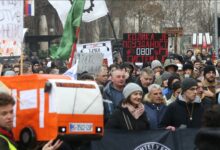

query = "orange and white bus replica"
[[0, 74, 104, 146]]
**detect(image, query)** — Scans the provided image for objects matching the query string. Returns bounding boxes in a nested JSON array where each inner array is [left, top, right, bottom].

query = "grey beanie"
[[151, 60, 162, 70], [123, 83, 143, 99], [181, 78, 197, 93], [161, 71, 172, 81]]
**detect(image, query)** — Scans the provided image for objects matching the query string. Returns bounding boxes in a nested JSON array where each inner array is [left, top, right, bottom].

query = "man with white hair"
[[143, 84, 167, 129]]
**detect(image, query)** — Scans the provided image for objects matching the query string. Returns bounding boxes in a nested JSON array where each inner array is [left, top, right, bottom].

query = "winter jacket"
[[162, 87, 172, 100], [144, 102, 167, 129], [159, 95, 204, 128], [103, 81, 124, 108], [105, 105, 150, 130]]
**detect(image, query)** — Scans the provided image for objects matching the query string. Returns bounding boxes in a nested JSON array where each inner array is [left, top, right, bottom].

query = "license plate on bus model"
[[69, 123, 93, 132]]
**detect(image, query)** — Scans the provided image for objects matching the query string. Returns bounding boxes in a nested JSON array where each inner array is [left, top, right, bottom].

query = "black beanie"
[[181, 78, 197, 93], [183, 63, 194, 71], [203, 65, 216, 76]]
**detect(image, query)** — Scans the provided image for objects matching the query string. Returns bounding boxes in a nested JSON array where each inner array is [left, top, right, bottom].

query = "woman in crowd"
[[105, 83, 150, 130]]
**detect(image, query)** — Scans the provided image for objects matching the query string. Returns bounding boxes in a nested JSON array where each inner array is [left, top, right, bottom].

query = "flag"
[[24, 0, 35, 16], [82, 0, 108, 22], [63, 60, 78, 80], [49, 0, 108, 26], [48, 0, 71, 27], [50, 0, 85, 60]]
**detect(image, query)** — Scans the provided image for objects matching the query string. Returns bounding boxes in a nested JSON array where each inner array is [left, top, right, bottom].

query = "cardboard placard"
[[77, 53, 103, 74], [0, 1, 23, 57], [77, 41, 113, 66]]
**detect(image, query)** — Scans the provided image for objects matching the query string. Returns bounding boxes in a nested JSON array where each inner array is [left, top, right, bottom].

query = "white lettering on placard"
[[136, 48, 154, 55]]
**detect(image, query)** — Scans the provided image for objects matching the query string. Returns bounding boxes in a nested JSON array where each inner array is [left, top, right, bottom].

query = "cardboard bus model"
[[0, 74, 104, 146]]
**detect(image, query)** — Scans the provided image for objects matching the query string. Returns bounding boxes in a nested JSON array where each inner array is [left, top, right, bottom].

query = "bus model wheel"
[[19, 127, 36, 147]]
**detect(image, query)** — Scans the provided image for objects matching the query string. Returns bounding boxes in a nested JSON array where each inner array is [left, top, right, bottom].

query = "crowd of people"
[[0, 48, 220, 149]]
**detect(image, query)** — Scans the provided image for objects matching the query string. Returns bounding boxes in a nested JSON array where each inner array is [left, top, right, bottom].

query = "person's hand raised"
[[42, 139, 63, 150]]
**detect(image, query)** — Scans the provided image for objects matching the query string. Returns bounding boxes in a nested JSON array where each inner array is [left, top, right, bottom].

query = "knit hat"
[[183, 63, 194, 71], [161, 72, 172, 81], [181, 78, 197, 93], [123, 83, 143, 99], [203, 65, 216, 76], [151, 60, 162, 70]]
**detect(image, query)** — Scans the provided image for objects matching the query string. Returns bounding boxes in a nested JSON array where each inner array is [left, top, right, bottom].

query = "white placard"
[[77, 53, 103, 74], [0, 1, 23, 56], [77, 41, 113, 66]]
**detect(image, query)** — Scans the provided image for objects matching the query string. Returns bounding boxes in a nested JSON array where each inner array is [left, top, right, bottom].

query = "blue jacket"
[[103, 82, 124, 108], [144, 102, 167, 129]]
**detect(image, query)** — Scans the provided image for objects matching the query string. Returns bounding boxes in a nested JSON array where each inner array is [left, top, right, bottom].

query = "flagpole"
[[107, 13, 118, 42]]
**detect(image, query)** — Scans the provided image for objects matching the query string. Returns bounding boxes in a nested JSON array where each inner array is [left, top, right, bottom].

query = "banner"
[[77, 41, 113, 66], [91, 129, 198, 150], [50, 0, 85, 60], [123, 33, 168, 64], [49, 0, 108, 26], [0, 1, 23, 57], [82, 0, 108, 22]]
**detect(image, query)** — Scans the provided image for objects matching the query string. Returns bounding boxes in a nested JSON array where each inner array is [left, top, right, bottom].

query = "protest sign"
[[123, 33, 168, 64], [77, 41, 113, 66], [0, 1, 23, 57], [77, 53, 103, 74]]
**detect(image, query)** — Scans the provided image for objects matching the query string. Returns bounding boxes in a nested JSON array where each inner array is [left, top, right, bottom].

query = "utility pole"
[[215, 0, 219, 59]]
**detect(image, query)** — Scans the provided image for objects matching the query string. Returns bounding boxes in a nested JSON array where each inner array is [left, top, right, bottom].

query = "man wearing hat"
[[151, 60, 163, 85], [202, 65, 218, 102], [183, 63, 194, 78], [160, 78, 204, 129], [163, 59, 178, 73]]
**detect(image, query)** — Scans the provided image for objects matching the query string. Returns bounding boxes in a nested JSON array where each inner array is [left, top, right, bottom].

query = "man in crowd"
[[95, 65, 109, 86], [202, 65, 217, 102], [143, 84, 167, 129], [151, 60, 163, 85], [160, 78, 204, 129], [163, 59, 178, 74], [196, 80, 213, 109], [103, 68, 126, 108], [0, 93, 17, 149], [183, 63, 194, 78], [136, 67, 154, 95]]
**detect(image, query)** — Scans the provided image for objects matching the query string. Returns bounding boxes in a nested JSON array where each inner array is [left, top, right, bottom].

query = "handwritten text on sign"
[[0, 0, 23, 56]]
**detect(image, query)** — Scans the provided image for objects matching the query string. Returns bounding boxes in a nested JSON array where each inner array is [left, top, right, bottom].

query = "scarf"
[[0, 127, 15, 141], [122, 103, 145, 119]]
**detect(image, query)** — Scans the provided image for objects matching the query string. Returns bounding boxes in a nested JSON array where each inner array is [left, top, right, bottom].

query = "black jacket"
[[105, 105, 150, 130], [159, 96, 204, 128]]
